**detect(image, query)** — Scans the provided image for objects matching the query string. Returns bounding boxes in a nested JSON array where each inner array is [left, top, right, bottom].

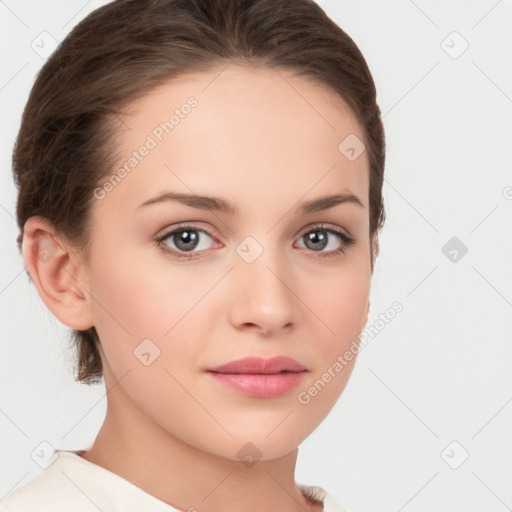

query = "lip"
[[206, 356, 308, 399]]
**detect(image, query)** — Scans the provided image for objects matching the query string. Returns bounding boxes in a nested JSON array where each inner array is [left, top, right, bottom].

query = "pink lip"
[[206, 356, 307, 399]]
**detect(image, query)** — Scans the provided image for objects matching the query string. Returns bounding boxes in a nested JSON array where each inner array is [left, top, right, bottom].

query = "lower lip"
[[207, 371, 307, 398]]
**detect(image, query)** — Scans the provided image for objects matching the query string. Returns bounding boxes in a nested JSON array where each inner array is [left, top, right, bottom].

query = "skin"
[[22, 64, 376, 512]]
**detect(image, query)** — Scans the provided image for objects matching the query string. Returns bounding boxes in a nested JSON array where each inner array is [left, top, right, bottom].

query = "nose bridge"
[[229, 235, 297, 334]]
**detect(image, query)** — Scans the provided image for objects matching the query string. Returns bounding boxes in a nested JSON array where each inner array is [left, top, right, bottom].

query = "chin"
[[201, 424, 315, 464]]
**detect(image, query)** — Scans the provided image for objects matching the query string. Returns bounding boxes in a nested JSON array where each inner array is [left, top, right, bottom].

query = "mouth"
[[206, 356, 308, 399]]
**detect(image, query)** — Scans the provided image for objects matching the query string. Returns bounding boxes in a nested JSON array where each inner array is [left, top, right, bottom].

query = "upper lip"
[[207, 356, 307, 374]]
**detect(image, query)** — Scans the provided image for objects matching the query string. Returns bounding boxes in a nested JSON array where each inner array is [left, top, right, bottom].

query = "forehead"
[[99, 64, 369, 217]]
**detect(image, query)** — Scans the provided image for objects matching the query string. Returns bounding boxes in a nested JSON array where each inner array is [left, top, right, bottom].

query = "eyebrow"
[[136, 191, 365, 214]]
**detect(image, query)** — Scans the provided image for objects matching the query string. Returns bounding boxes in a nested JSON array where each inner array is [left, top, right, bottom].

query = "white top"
[[0, 449, 349, 512]]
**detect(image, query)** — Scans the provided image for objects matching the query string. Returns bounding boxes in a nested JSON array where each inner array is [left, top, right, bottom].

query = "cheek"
[[293, 278, 367, 429], [329, 276, 370, 340], [87, 245, 221, 380], [89, 244, 204, 337], [295, 256, 370, 402], [300, 258, 370, 346]]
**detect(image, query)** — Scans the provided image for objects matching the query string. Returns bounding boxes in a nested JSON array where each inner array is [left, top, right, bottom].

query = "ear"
[[370, 235, 380, 275], [360, 300, 370, 333], [21, 216, 94, 331]]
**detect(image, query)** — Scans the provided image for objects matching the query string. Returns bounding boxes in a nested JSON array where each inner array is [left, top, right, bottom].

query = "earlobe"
[[21, 216, 94, 331]]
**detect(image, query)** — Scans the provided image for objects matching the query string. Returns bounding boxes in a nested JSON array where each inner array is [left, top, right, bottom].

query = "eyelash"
[[154, 223, 356, 260]]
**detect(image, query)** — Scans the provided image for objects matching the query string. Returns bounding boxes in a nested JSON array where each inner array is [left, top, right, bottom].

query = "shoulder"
[[0, 450, 178, 512], [0, 455, 98, 512], [0, 467, 90, 512]]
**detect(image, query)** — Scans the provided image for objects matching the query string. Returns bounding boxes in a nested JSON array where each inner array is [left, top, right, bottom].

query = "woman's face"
[[85, 64, 372, 461]]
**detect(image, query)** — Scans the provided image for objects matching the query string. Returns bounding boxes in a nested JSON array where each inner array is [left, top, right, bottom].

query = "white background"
[[1, 1, 511, 511]]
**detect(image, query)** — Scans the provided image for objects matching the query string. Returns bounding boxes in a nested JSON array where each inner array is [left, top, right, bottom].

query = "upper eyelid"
[[157, 221, 349, 236], [296, 222, 351, 237], [156, 222, 215, 238]]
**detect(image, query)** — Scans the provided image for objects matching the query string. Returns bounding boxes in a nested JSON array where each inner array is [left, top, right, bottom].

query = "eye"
[[154, 223, 356, 260], [295, 224, 356, 258], [155, 224, 219, 259]]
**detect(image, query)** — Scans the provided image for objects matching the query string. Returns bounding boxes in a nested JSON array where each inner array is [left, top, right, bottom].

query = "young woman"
[[1, 0, 385, 510]]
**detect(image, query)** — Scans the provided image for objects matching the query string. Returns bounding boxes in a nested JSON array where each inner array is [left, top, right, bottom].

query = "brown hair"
[[13, 0, 386, 385]]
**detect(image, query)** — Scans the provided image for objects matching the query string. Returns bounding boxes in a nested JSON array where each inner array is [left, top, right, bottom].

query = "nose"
[[228, 249, 297, 337]]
